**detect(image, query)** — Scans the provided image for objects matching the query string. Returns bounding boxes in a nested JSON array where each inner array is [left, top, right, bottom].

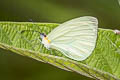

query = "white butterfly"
[[40, 16, 98, 61]]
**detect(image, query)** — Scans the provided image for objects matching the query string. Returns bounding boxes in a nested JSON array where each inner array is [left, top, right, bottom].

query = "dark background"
[[0, 0, 120, 80]]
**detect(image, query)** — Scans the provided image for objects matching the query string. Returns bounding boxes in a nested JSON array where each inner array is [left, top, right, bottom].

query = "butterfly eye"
[[44, 34, 46, 37]]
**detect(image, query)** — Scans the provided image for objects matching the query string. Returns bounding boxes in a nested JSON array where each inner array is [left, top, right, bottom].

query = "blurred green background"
[[0, 0, 120, 80]]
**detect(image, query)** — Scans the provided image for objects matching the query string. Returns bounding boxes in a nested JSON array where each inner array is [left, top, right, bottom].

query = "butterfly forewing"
[[47, 16, 98, 61]]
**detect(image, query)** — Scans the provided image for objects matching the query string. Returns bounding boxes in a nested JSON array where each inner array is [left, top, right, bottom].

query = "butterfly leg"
[[39, 44, 44, 53], [49, 49, 53, 55], [50, 49, 58, 56], [27, 38, 41, 51], [22, 37, 41, 51], [38, 39, 45, 53]]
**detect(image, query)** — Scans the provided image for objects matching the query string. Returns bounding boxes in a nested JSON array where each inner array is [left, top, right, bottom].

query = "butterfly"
[[40, 16, 98, 61]]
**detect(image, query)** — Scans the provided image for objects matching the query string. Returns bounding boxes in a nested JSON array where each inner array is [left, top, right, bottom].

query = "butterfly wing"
[[47, 16, 98, 61]]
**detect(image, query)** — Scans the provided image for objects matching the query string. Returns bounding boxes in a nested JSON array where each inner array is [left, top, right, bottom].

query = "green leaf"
[[0, 22, 120, 80]]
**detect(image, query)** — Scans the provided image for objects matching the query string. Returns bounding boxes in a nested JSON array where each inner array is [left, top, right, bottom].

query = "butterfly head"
[[40, 33, 46, 39], [40, 33, 51, 49]]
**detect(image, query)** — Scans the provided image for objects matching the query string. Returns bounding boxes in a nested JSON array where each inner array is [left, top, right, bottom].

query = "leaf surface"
[[0, 22, 120, 80]]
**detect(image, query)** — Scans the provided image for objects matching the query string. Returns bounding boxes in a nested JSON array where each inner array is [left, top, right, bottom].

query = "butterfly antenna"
[[29, 18, 42, 33], [21, 18, 42, 34], [20, 30, 41, 34]]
